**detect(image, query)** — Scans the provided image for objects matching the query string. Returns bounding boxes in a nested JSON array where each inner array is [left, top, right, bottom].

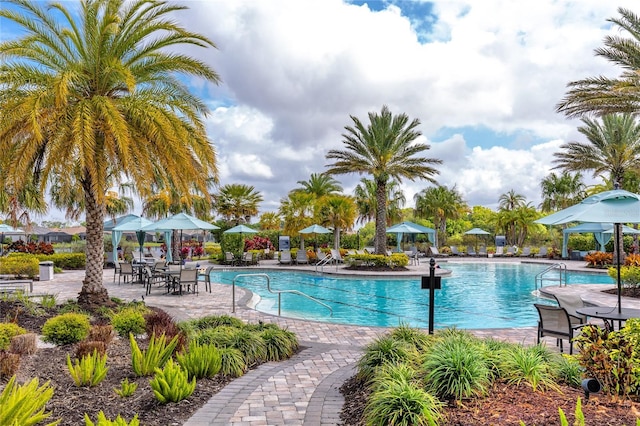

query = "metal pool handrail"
[[231, 273, 333, 317], [535, 263, 567, 292]]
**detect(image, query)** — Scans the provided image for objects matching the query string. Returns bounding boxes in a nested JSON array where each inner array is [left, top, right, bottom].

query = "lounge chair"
[[279, 250, 292, 265], [505, 246, 516, 256], [428, 246, 446, 257], [495, 246, 504, 256], [534, 303, 583, 354], [296, 250, 309, 265], [519, 247, 532, 257], [450, 246, 462, 256], [535, 247, 548, 258], [478, 246, 487, 257], [466, 246, 477, 256], [331, 249, 344, 263]]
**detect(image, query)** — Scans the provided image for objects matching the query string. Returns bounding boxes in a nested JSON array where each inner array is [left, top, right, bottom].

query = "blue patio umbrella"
[[464, 227, 490, 253], [224, 225, 258, 252], [535, 189, 640, 312], [112, 217, 155, 263], [142, 213, 219, 263], [386, 222, 435, 252], [299, 224, 332, 249]]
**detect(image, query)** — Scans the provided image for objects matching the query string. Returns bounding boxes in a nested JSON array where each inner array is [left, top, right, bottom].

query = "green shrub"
[[610, 265, 640, 288], [35, 253, 86, 269], [423, 333, 491, 400], [364, 380, 443, 426], [176, 341, 222, 380], [111, 308, 147, 337], [357, 335, 414, 382], [84, 410, 139, 425], [150, 359, 196, 404], [553, 354, 582, 388], [218, 347, 246, 377], [0, 322, 28, 350], [130, 333, 179, 377], [0, 254, 39, 278], [113, 378, 138, 398], [66, 350, 109, 387], [260, 328, 299, 361], [0, 376, 59, 426], [41, 313, 90, 345]]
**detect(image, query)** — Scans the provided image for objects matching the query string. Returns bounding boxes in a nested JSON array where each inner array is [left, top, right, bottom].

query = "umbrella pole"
[[616, 223, 622, 313]]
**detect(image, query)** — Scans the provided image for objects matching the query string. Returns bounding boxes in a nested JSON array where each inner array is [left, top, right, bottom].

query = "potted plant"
[[487, 248, 495, 258]]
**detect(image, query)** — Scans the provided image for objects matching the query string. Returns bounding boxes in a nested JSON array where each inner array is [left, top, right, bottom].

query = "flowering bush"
[[625, 253, 640, 266], [6, 240, 54, 255], [244, 236, 275, 252]]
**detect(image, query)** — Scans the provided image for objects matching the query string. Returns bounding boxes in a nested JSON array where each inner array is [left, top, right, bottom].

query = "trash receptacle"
[[39, 261, 54, 281]]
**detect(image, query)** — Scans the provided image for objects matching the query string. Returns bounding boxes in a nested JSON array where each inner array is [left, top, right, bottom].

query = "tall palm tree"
[[556, 8, 640, 118], [353, 178, 406, 226], [0, 0, 220, 307], [317, 194, 357, 250], [553, 114, 640, 189], [325, 105, 441, 254], [539, 172, 586, 213], [214, 184, 263, 225], [414, 185, 467, 248], [291, 173, 343, 198]]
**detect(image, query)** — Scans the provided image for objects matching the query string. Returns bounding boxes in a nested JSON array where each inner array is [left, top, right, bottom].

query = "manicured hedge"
[[35, 253, 86, 269]]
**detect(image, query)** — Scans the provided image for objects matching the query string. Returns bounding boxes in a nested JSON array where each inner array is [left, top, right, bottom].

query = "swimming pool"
[[209, 263, 613, 329]]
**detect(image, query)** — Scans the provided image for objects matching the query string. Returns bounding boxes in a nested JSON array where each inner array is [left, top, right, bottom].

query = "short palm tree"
[[317, 194, 357, 250], [326, 106, 441, 254], [354, 178, 406, 226], [556, 8, 640, 117], [279, 191, 315, 241], [214, 184, 264, 225], [0, 0, 220, 306], [414, 185, 467, 248]]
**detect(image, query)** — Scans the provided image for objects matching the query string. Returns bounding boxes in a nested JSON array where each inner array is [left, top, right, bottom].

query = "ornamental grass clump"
[[130, 333, 179, 377], [497, 344, 559, 392], [422, 332, 491, 400], [357, 335, 415, 382], [218, 347, 247, 378], [227, 328, 267, 366], [42, 312, 90, 345], [260, 327, 299, 361], [0, 375, 59, 426], [150, 359, 196, 404], [66, 349, 109, 387], [364, 379, 443, 426]]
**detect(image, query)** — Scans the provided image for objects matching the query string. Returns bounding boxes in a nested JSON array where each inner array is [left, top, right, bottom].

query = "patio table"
[[576, 306, 640, 330]]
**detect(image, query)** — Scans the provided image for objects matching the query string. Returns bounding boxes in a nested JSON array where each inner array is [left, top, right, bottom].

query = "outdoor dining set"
[[115, 258, 211, 296]]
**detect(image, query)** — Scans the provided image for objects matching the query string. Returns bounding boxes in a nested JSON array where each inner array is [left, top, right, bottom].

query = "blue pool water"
[[209, 263, 613, 329]]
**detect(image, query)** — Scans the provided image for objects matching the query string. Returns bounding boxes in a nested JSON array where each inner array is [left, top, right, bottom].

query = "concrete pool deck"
[[30, 257, 637, 425]]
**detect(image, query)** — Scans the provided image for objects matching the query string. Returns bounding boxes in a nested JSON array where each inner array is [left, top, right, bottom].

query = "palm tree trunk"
[[334, 227, 341, 250], [374, 180, 387, 254], [77, 182, 112, 309]]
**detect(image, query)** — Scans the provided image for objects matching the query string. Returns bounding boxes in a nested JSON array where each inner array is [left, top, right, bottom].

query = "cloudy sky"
[[3, 0, 639, 223]]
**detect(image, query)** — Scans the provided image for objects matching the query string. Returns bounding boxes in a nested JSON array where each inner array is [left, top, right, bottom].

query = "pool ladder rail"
[[315, 252, 334, 273], [231, 273, 333, 317], [534, 263, 567, 295]]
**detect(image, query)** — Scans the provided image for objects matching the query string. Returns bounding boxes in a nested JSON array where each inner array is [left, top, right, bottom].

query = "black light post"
[[428, 258, 436, 334]]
